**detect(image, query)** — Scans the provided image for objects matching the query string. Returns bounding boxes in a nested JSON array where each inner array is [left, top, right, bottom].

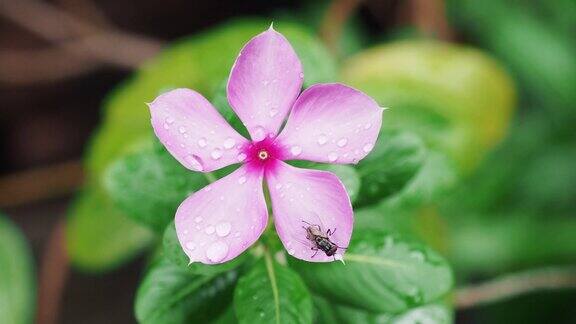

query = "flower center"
[[258, 150, 269, 160]]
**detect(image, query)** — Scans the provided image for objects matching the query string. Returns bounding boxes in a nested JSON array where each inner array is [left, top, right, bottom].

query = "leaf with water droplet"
[[290, 229, 453, 314], [355, 130, 427, 207], [104, 138, 208, 232], [135, 258, 238, 324], [234, 257, 313, 324]]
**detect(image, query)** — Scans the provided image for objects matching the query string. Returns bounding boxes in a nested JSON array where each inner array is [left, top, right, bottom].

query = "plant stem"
[[454, 266, 576, 309], [320, 0, 364, 57]]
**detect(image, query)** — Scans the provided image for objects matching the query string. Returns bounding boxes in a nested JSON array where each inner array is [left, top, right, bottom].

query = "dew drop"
[[223, 138, 236, 149], [178, 126, 187, 134], [165, 117, 175, 124], [363, 143, 374, 153], [206, 241, 229, 262], [234, 232, 241, 238], [275, 183, 283, 190], [205, 226, 215, 235], [216, 222, 232, 237], [364, 122, 372, 130], [269, 109, 278, 117], [197, 138, 208, 148], [211, 149, 223, 160], [185, 242, 196, 250], [317, 134, 328, 145], [194, 216, 203, 223], [337, 138, 348, 147], [290, 146, 302, 156], [238, 176, 247, 184], [288, 248, 295, 255], [237, 153, 247, 162], [163, 123, 170, 130], [328, 152, 338, 162], [299, 72, 304, 78], [185, 155, 204, 171], [252, 126, 266, 141]]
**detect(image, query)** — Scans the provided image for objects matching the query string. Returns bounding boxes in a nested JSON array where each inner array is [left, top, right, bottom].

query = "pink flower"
[[149, 26, 382, 264]]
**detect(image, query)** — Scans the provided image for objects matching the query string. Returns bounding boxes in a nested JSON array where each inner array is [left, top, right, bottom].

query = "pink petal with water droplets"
[[277, 83, 383, 164], [266, 161, 353, 262], [227, 27, 303, 141], [176, 165, 267, 264], [149, 88, 249, 172]]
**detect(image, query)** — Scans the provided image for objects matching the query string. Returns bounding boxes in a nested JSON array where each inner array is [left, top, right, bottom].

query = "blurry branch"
[[36, 219, 69, 324], [56, 0, 114, 29], [407, 0, 453, 40], [0, 0, 163, 85], [320, 0, 364, 57], [454, 266, 576, 309], [0, 160, 83, 208]]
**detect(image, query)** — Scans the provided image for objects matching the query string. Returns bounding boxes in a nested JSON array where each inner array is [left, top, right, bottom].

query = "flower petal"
[[175, 165, 267, 264], [277, 83, 383, 164], [266, 161, 353, 262], [227, 27, 303, 141], [149, 88, 249, 172]]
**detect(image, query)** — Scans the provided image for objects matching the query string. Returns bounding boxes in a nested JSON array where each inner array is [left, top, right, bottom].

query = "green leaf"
[[290, 229, 453, 314], [355, 130, 427, 206], [234, 255, 313, 324], [135, 259, 237, 324], [66, 187, 154, 272], [162, 221, 247, 275], [0, 215, 35, 324], [316, 297, 453, 324], [104, 140, 207, 232]]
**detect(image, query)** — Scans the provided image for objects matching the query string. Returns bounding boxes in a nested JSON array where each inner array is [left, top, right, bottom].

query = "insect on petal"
[[266, 161, 353, 262], [227, 26, 303, 141], [277, 83, 383, 165], [149, 88, 249, 172], [176, 165, 268, 264]]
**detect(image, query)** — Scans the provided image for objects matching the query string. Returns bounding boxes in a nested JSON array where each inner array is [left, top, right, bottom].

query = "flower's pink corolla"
[[149, 26, 383, 264]]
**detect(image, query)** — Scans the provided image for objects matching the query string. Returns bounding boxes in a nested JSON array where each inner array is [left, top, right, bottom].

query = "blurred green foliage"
[[0, 214, 35, 324]]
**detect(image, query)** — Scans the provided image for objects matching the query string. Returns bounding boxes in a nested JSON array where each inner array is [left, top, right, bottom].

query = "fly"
[[302, 221, 346, 260]]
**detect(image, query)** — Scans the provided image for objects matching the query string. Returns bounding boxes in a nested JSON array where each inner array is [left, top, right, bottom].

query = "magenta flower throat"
[[149, 26, 383, 264]]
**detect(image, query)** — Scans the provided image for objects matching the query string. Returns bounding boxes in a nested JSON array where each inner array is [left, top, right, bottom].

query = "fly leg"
[[311, 247, 319, 258]]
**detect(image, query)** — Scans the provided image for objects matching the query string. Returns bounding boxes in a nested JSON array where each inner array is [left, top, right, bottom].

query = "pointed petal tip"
[[268, 21, 275, 30]]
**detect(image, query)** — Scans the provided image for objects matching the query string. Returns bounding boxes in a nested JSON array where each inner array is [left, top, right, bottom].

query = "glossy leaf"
[[0, 215, 35, 324], [355, 130, 427, 206], [234, 256, 313, 324], [135, 259, 237, 324], [315, 297, 453, 324], [290, 229, 453, 314], [163, 221, 247, 275], [104, 140, 207, 232], [66, 187, 154, 272]]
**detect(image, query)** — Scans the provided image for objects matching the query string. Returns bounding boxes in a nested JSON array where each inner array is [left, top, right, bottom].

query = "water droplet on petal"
[[237, 153, 247, 162], [216, 222, 231, 237], [206, 241, 229, 262], [290, 146, 302, 156], [238, 176, 247, 184], [197, 138, 207, 148], [165, 117, 175, 124], [234, 232, 241, 238], [205, 226, 215, 235], [223, 137, 236, 149], [363, 143, 374, 153], [269, 109, 278, 117], [211, 149, 223, 160], [299, 72, 304, 78], [328, 152, 338, 162], [186, 242, 196, 250], [288, 248, 295, 255], [194, 216, 203, 223], [364, 122, 372, 130], [252, 126, 266, 141], [337, 138, 348, 147], [178, 126, 187, 134], [185, 155, 204, 171], [275, 184, 282, 190], [317, 134, 328, 145], [163, 123, 170, 130]]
